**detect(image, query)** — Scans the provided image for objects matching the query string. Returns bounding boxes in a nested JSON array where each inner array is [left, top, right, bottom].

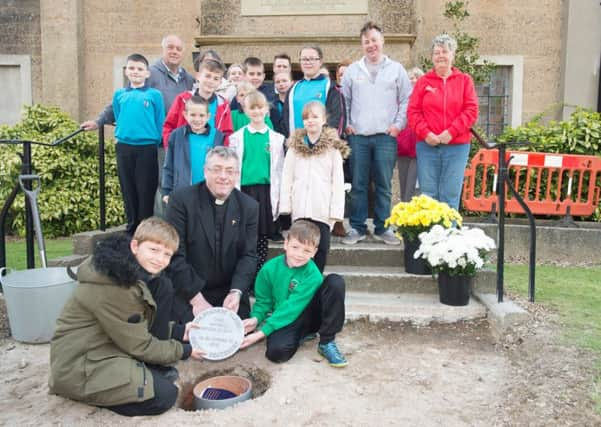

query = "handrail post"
[[470, 128, 536, 303], [22, 141, 35, 269], [497, 147, 536, 303], [496, 144, 506, 303], [1, 129, 85, 270], [0, 182, 21, 270], [504, 177, 537, 302], [98, 126, 106, 231]]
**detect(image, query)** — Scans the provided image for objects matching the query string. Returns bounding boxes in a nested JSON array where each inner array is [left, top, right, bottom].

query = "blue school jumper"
[[113, 83, 165, 145], [290, 75, 329, 130], [189, 126, 218, 184]]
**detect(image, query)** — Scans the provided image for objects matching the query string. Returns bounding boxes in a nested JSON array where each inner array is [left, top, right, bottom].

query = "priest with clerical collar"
[[165, 146, 259, 323]]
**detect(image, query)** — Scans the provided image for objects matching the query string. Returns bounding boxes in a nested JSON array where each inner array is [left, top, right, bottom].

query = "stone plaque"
[[189, 307, 244, 361], [241, 0, 368, 16]]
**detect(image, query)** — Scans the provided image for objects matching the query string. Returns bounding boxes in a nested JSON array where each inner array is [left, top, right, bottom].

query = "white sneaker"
[[373, 229, 401, 245], [342, 228, 366, 245]]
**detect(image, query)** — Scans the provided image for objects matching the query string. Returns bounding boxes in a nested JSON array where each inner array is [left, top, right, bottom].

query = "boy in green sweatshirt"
[[240, 220, 347, 367]]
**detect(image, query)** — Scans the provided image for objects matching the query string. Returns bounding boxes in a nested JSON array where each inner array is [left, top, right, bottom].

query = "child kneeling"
[[49, 217, 202, 417], [240, 220, 348, 367]]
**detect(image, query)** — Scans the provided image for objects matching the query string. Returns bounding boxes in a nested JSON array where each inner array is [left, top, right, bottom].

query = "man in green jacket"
[[49, 218, 202, 416]]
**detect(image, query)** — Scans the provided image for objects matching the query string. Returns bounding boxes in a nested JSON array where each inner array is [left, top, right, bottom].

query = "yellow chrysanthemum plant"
[[384, 195, 463, 242]]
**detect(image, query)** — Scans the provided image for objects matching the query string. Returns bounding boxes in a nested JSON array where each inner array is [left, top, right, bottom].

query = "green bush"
[[0, 104, 125, 237], [497, 108, 601, 155]]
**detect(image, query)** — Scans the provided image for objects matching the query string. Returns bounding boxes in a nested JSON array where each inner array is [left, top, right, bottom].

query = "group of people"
[[49, 22, 478, 417]]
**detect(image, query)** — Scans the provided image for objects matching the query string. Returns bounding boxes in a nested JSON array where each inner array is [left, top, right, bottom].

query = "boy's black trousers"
[[116, 143, 158, 234], [265, 273, 345, 363]]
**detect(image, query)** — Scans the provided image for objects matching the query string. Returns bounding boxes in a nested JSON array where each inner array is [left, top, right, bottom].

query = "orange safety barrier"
[[462, 149, 601, 217]]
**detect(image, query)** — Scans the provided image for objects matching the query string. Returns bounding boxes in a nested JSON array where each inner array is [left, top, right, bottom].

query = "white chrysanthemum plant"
[[414, 225, 496, 277]]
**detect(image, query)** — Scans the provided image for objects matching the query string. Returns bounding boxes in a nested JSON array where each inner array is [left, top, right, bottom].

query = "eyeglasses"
[[300, 57, 321, 63], [206, 166, 238, 177]]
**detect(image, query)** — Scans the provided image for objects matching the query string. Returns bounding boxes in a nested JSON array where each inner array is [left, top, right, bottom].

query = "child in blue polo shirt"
[[161, 96, 224, 204], [113, 53, 165, 234]]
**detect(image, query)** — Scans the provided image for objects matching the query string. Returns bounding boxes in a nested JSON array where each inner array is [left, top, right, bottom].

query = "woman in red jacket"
[[407, 34, 478, 210]]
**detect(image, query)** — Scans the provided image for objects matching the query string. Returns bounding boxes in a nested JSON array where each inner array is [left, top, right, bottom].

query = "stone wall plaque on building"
[[241, 0, 368, 16]]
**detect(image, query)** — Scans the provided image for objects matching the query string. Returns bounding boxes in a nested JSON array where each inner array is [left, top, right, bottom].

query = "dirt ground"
[[0, 294, 599, 427]]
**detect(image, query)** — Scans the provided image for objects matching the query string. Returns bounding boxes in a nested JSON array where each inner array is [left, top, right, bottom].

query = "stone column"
[[560, 0, 601, 119], [40, 0, 83, 119]]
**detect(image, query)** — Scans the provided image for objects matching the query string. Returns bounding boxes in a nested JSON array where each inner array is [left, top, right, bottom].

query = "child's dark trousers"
[[116, 143, 158, 234], [265, 273, 345, 363]]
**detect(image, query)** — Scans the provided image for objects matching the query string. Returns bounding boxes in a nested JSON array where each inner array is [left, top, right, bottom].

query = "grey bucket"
[[0, 267, 76, 343]]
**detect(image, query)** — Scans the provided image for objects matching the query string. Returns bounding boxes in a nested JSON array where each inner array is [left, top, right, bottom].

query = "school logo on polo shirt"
[[288, 279, 299, 292]]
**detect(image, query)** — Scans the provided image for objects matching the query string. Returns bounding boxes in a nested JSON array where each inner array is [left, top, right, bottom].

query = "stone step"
[[474, 292, 529, 336], [47, 254, 88, 267], [325, 265, 497, 295], [268, 242, 403, 267], [345, 291, 488, 325], [325, 265, 437, 293], [72, 226, 125, 255]]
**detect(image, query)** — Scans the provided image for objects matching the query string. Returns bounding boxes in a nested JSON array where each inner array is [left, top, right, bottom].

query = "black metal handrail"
[[0, 128, 84, 270], [83, 123, 112, 231], [0, 128, 84, 147], [470, 129, 536, 303]]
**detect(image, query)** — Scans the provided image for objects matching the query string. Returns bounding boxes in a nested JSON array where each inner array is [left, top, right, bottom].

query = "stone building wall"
[[79, 0, 201, 120], [0, 0, 593, 125], [0, 0, 41, 118], [79, 0, 416, 120], [199, 0, 413, 36], [413, 0, 564, 122], [196, 0, 414, 68]]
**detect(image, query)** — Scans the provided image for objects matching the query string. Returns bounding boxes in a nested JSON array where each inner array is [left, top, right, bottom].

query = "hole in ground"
[[177, 366, 271, 411]]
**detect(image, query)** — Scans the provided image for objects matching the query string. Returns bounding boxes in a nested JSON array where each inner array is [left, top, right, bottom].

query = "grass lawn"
[[504, 264, 601, 352], [504, 263, 601, 410], [2, 238, 73, 271]]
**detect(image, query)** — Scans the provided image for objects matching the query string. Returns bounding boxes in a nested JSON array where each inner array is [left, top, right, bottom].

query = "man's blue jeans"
[[415, 141, 471, 210], [349, 134, 397, 235]]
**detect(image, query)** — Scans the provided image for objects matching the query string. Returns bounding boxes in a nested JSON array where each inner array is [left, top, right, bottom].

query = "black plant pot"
[[437, 271, 472, 306], [402, 235, 432, 275]]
